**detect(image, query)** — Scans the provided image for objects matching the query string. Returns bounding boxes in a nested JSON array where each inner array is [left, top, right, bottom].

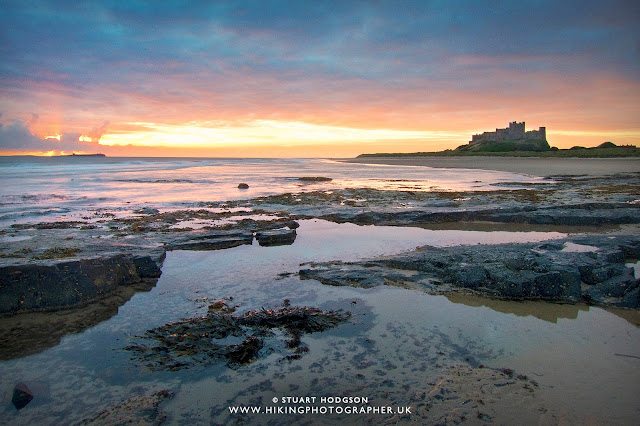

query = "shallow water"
[[0, 157, 547, 228], [1, 220, 638, 424]]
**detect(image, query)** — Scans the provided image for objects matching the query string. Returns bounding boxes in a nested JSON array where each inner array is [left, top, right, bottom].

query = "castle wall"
[[497, 128, 510, 141], [524, 127, 546, 140]]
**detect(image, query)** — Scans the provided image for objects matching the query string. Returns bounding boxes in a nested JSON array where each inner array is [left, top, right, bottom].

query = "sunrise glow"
[[0, 2, 638, 156], [98, 120, 468, 149]]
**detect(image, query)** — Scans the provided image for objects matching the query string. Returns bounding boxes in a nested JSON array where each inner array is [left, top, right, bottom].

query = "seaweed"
[[33, 247, 81, 259], [125, 302, 350, 371]]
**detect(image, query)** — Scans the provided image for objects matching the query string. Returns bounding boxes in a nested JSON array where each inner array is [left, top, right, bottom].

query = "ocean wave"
[[0, 194, 69, 204], [0, 208, 71, 220], [114, 178, 215, 184]]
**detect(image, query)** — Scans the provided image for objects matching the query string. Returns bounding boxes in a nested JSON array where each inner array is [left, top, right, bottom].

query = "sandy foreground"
[[343, 156, 640, 177]]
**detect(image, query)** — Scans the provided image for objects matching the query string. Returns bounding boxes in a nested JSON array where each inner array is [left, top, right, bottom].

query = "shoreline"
[[341, 156, 640, 177]]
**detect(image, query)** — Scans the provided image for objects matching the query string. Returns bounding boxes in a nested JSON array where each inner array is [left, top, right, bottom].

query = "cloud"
[[0, 1, 638, 154], [0, 120, 106, 153], [82, 120, 110, 142], [3, 1, 638, 90], [0, 121, 45, 150]]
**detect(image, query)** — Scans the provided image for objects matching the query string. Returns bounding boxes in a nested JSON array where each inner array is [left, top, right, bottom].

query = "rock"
[[12, 383, 33, 410], [131, 256, 163, 278], [299, 236, 640, 307], [533, 270, 581, 299], [300, 267, 384, 288], [284, 220, 300, 229], [298, 176, 332, 182], [579, 264, 623, 285], [133, 207, 159, 215], [449, 265, 488, 289], [168, 237, 252, 251], [596, 269, 637, 299], [619, 241, 640, 258], [167, 231, 254, 251], [255, 228, 297, 246], [237, 183, 249, 189], [621, 287, 639, 308], [0, 255, 159, 314]]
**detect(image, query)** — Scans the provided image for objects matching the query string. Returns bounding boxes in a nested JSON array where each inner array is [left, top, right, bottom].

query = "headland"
[[358, 121, 640, 158], [344, 155, 640, 176]]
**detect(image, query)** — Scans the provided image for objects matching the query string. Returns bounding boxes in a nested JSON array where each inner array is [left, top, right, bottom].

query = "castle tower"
[[508, 121, 525, 139]]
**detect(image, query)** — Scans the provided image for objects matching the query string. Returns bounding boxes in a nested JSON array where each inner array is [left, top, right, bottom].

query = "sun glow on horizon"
[[4, 118, 639, 158], [98, 120, 468, 149], [0, 150, 60, 156], [551, 129, 640, 138]]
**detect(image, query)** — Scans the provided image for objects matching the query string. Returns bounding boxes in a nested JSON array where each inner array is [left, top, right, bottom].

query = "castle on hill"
[[470, 121, 546, 144]]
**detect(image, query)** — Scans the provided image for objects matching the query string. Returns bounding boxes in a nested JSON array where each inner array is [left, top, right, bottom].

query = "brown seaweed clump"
[[125, 301, 350, 371]]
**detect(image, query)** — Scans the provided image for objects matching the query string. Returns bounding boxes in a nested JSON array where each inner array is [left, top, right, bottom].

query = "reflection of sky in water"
[[0, 221, 638, 424], [0, 157, 548, 227]]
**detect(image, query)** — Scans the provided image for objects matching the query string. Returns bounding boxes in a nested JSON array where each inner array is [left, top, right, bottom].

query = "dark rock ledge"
[[0, 254, 163, 315], [0, 220, 300, 316], [167, 230, 255, 251], [300, 235, 640, 308], [0, 221, 300, 360]]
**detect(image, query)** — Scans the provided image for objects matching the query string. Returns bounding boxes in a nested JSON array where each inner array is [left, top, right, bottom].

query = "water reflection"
[[603, 306, 640, 327], [446, 294, 640, 327], [446, 293, 587, 323], [0, 282, 158, 361]]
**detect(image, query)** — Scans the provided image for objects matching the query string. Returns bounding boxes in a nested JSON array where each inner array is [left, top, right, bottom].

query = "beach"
[[0, 156, 639, 424], [345, 155, 640, 176], [3, 0, 640, 423]]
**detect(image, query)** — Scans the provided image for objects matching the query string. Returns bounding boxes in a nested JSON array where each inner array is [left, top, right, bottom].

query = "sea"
[[0, 156, 638, 424], [0, 156, 547, 228]]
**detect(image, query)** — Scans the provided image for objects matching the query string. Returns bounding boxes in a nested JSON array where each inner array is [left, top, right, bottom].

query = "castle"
[[470, 121, 546, 144]]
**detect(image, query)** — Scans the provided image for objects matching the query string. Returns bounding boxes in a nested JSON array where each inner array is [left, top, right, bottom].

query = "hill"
[[454, 138, 551, 153], [358, 143, 640, 158]]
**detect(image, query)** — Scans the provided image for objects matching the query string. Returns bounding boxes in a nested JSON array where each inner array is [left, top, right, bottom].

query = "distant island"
[[62, 153, 106, 157], [359, 121, 639, 158]]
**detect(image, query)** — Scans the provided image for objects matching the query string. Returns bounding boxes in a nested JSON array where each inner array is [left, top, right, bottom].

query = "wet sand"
[[343, 156, 640, 177]]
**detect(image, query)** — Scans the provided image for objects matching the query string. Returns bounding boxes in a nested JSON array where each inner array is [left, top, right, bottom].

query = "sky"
[[0, 0, 639, 157]]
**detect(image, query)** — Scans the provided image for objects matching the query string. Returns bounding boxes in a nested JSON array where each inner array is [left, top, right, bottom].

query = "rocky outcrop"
[[133, 207, 160, 215], [229, 173, 640, 230], [300, 236, 640, 308], [313, 204, 640, 227], [168, 225, 301, 250], [167, 231, 254, 251], [0, 219, 302, 316], [255, 228, 297, 246], [0, 254, 162, 314], [298, 176, 332, 182]]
